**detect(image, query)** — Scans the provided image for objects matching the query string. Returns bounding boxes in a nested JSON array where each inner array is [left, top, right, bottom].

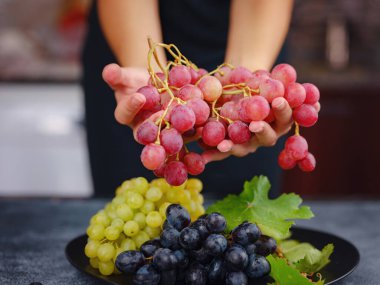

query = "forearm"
[[98, 0, 166, 68], [225, 0, 294, 71]]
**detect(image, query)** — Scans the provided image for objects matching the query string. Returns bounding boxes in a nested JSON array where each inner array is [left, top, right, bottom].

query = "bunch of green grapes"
[[84, 177, 205, 275]]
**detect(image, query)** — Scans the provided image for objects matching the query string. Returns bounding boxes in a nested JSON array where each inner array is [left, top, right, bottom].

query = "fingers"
[[272, 97, 293, 135], [201, 150, 231, 164], [114, 92, 146, 125], [102, 64, 130, 96], [249, 121, 277, 146], [217, 139, 234, 152]]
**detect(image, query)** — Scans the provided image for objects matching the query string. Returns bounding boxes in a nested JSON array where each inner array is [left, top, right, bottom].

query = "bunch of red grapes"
[[132, 42, 320, 186]]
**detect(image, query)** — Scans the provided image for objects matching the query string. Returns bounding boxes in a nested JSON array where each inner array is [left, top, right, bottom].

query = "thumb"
[[114, 93, 146, 125]]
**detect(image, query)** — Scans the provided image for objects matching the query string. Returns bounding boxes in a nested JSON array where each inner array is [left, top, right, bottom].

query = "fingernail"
[[273, 97, 285, 109], [249, 121, 263, 133], [132, 94, 145, 107]]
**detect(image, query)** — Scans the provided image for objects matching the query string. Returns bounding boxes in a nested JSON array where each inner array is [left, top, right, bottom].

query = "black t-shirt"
[[82, 0, 283, 198]]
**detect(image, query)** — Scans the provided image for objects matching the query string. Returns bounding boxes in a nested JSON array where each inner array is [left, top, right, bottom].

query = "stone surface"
[[0, 198, 377, 285]]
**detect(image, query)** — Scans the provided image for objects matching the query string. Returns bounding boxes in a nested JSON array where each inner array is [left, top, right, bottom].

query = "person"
[[82, 0, 294, 198]]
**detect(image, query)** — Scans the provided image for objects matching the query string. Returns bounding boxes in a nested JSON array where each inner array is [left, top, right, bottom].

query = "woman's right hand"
[[102, 63, 150, 126]]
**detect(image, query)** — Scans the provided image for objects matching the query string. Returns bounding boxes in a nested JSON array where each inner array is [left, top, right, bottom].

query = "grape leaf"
[[267, 255, 325, 285], [206, 176, 314, 239], [280, 240, 334, 274]]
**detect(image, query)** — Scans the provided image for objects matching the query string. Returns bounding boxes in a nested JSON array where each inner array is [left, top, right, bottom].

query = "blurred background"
[[0, 0, 379, 198]]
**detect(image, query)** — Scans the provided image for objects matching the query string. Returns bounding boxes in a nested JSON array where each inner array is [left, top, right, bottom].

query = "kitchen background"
[[0, 0, 379, 198]]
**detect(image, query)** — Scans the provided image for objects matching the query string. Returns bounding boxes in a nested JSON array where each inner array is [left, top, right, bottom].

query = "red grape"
[[148, 72, 166, 87], [164, 161, 188, 186], [153, 163, 166, 177], [285, 135, 308, 160], [183, 152, 205, 175], [271, 63, 297, 87], [186, 98, 210, 126], [160, 128, 183, 155], [170, 104, 196, 132], [247, 70, 270, 90], [202, 120, 226, 146], [137, 86, 160, 111], [298, 152, 316, 172], [229, 66, 253, 84], [278, 150, 297, 169], [168, 66, 192, 88], [198, 76, 223, 102], [214, 66, 232, 85], [136, 120, 159, 145], [228, 121, 251, 144], [177, 84, 203, 101], [220, 101, 239, 121], [238, 96, 270, 122], [284, 82, 306, 108], [302, 83, 320, 105], [293, 104, 318, 127], [140, 143, 166, 170], [259, 78, 285, 103]]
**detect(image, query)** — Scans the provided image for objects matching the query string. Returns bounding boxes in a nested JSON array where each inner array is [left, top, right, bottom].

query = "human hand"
[[102, 63, 150, 126], [201, 97, 319, 164]]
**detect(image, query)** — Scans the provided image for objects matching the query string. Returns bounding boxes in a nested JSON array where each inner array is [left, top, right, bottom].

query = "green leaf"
[[280, 240, 334, 274], [206, 176, 314, 240], [268, 255, 325, 285]]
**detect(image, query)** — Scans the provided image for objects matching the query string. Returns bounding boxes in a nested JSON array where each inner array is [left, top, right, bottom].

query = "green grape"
[[123, 221, 140, 237], [145, 187, 163, 202], [107, 210, 118, 220], [172, 182, 186, 191], [144, 226, 161, 238], [133, 212, 146, 229], [112, 195, 126, 205], [140, 200, 155, 214], [120, 238, 136, 251], [194, 193, 204, 204], [120, 180, 133, 191], [85, 240, 100, 258], [150, 178, 171, 194], [91, 212, 110, 227], [89, 257, 99, 269], [178, 189, 191, 204], [115, 186, 125, 196], [87, 224, 105, 240], [105, 226, 121, 241], [104, 202, 114, 213], [133, 231, 150, 248], [166, 189, 179, 203], [146, 211, 163, 228], [114, 247, 124, 262], [186, 178, 203, 192], [116, 204, 133, 221], [111, 218, 124, 230], [127, 192, 144, 209], [98, 260, 114, 276], [159, 202, 171, 218], [97, 243, 115, 262], [131, 177, 149, 195]]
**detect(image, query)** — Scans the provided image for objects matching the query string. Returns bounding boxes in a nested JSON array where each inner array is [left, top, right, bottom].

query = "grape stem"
[[295, 122, 300, 136]]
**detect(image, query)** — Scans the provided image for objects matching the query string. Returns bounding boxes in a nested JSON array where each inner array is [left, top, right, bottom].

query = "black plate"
[[66, 227, 359, 285]]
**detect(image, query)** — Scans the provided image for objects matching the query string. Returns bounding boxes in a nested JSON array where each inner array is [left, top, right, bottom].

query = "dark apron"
[[81, 0, 285, 198]]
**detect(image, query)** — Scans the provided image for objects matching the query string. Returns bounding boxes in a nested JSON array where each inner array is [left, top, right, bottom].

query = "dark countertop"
[[0, 198, 378, 285]]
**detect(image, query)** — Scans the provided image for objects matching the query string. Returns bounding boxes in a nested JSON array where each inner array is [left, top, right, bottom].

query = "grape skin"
[[228, 121, 251, 144], [293, 104, 318, 127], [136, 120, 159, 145], [160, 128, 183, 155], [183, 152, 205, 175], [140, 144, 166, 171], [164, 161, 188, 186], [202, 121, 226, 147], [169, 105, 196, 133]]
